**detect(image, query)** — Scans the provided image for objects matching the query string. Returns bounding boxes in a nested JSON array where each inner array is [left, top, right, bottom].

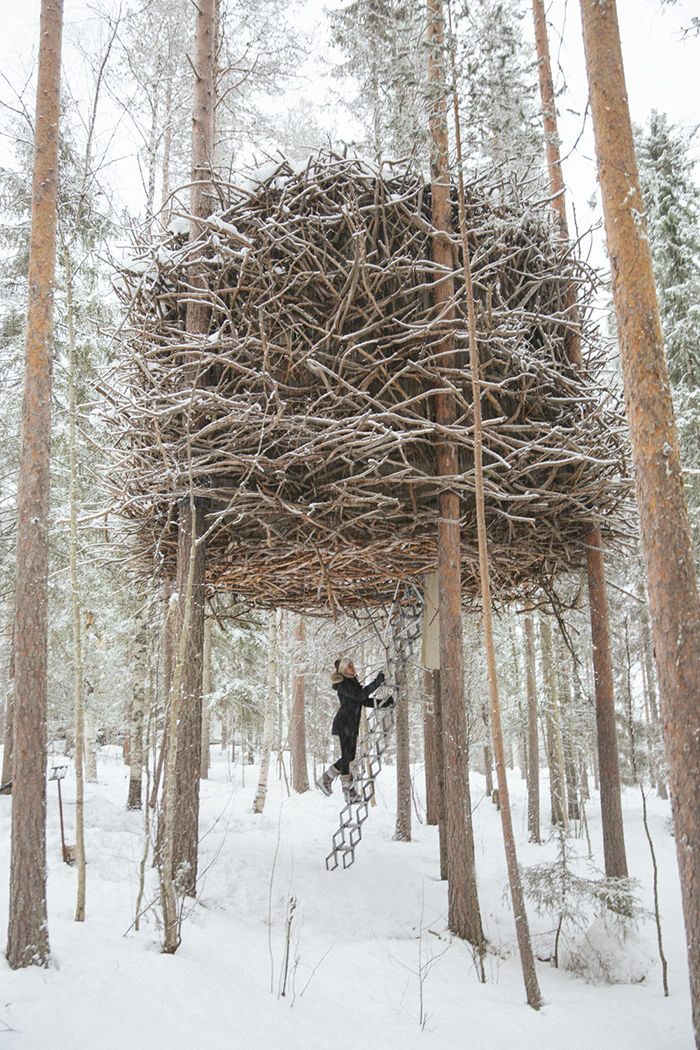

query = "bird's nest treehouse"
[[105, 153, 631, 612]]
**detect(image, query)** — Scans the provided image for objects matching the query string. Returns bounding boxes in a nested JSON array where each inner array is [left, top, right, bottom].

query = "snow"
[[0, 748, 693, 1050]]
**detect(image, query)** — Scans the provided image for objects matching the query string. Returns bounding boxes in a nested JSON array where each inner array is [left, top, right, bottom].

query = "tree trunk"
[[254, 610, 277, 814], [422, 668, 439, 826], [151, 578, 175, 811], [65, 250, 86, 919], [454, 84, 541, 1007], [524, 613, 540, 843], [84, 706, 97, 783], [532, 0, 626, 873], [201, 617, 211, 779], [127, 604, 148, 810], [539, 616, 568, 828], [586, 531, 627, 873], [290, 615, 309, 793], [428, 0, 482, 948], [2, 673, 12, 788], [7, 0, 63, 971], [173, 501, 206, 897], [579, 2, 700, 1039], [556, 641, 580, 822], [170, 0, 216, 899], [394, 678, 411, 842]]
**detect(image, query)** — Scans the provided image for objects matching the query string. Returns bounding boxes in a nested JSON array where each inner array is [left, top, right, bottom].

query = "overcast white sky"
[[0, 0, 698, 243]]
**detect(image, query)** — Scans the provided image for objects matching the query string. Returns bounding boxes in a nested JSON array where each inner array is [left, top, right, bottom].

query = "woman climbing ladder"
[[317, 657, 392, 802]]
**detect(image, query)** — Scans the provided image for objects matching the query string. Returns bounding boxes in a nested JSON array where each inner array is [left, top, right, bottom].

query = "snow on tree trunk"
[[254, 610, 278, 814], [579, 0, 700, 1040], [6, 0, 63, 970]]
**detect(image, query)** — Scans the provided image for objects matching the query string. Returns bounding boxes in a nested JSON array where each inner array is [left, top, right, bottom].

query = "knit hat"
[[337, 656, 354, 676]]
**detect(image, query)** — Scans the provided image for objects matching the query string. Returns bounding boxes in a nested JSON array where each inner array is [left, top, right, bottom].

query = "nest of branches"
[[105, 152, 632, 611]]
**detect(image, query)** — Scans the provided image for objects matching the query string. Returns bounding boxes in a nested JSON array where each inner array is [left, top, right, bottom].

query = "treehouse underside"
[[106, 153, 632, 611]]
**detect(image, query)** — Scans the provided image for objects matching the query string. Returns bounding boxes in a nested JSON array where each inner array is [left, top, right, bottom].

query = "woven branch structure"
[[105, 153, 632, 611]]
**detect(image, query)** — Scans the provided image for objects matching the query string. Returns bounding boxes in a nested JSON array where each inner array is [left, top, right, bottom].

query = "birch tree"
[[254, 610, 278, 814]]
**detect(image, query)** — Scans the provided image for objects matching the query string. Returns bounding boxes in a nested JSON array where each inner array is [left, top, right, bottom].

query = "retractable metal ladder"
[[325, 582, 424, 870]]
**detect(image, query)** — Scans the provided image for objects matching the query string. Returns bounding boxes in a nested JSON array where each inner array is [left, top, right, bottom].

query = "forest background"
[[0, 0, 700, 1047]]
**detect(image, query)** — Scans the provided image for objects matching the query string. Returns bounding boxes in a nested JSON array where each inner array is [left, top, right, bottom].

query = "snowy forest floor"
[[0, 745, 693, 1050]]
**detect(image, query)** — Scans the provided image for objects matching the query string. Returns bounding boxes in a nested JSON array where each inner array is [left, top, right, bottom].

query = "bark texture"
[[127, 605, 148, 810], [533, 0, 626, 872], [290, 616, 309, 793], [253, 611, 277, 814], [7, 0, 64, 970], [422, 669, 439, 826], [201, 618, 211, 779], [394, 680, 411, 842], [428, 0, 482, 946], [170, 0, 216, 898], [579, 0, 700, 1040], [524, 614, 540, 843], [173, 501, 206, 895]]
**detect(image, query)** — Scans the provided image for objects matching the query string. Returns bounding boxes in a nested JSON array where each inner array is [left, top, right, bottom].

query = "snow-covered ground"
[[0, 746, 693, 1050]]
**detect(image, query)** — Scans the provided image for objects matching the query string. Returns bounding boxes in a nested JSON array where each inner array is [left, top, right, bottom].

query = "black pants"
[[334, 730, 357, 775]]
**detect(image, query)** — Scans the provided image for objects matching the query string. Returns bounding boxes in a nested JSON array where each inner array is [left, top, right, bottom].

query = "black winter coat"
[[331, 673, 385, 739]]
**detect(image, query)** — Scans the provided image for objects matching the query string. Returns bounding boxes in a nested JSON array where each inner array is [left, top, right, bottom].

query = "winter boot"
[[317, 764, 340, 796], [340, 774, 361, 804]]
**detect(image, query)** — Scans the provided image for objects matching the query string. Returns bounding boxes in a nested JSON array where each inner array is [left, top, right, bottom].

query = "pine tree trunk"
[[524, 613, 540, 843], [254, 610, 278, 814], [533, 0, 626, 874], [161, 500, 200, 953], [169, 0, 216, 899], [579, 3, 700, 1039], [173, 501, 206, 896], [427, 0, 482, 947], [586, 531, 627, 873], [290, 615, 309, 793], [7, 0, 63, 970]]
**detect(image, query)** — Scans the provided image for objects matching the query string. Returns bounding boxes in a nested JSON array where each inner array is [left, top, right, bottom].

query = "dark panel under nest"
[[105, 152, 633, 611]]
